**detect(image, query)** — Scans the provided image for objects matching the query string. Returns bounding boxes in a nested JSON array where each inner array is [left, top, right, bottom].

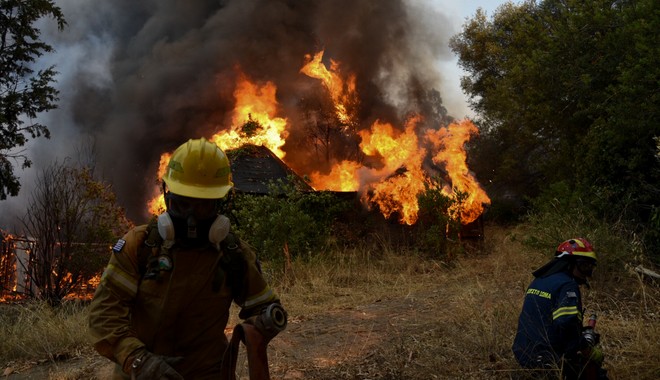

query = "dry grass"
[[1, 224, 659, 379], [0, 301, 90, 362]]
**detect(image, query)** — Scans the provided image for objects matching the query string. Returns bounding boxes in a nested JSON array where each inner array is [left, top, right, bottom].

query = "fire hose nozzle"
[[587, 313, 597, 328], [582, 313, 599, 346], [261, 303, 288, 333]]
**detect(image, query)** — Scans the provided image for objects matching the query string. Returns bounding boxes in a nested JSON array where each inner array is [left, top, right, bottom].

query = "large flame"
[[147, 72, 289, 215], [310, 117, 430, 224], [145, 52, 489, 226], [309, 117, 490, 225], [212, 72, 289, 158], [425, 120, 491, 224], [147, 153, 171, 216], [300, 50, 357, 126]]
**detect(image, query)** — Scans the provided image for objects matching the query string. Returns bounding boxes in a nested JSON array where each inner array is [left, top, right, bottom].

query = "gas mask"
[[157, 193, 231, 247]]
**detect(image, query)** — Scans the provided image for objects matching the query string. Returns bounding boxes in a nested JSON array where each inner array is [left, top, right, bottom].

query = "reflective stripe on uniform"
[[552, 305, 580, 320], [102, 263, 138, 298], [244, 286, 276, 309]]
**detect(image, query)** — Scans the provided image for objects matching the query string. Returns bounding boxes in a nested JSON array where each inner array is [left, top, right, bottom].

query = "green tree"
[[0, 0, 66, 199], [239, 114, 263, 139], [451, 0, 660, 257], [19, 160, 131, 305]]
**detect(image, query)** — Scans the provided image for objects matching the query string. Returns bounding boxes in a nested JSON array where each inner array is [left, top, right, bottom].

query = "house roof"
[[227, 144, 313, 194]]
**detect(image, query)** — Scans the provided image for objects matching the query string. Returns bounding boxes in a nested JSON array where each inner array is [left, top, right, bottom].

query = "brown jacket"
[[88, 224, 278, 379]]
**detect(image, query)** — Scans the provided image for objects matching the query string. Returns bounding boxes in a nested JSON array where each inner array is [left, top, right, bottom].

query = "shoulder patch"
[[112, 239, 126, 253], [566, 291, 578, 298]]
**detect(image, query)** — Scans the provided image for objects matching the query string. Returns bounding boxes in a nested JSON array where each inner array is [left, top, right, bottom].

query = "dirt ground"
[[2, 286, 492, 380], [3, 297, 435, 379]]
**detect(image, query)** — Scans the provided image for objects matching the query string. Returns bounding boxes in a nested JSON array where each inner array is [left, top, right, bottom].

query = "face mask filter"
[[157, 212, 230, 248]]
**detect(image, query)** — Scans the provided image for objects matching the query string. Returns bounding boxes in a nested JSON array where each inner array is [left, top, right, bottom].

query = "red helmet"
[[555, 238, 597, 262]]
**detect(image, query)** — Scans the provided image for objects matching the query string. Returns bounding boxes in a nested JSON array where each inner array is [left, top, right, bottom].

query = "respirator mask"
[[157, 192, 230, 247]]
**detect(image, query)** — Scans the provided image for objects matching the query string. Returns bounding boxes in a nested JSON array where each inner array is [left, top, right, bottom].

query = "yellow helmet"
[[162, 137, 233, 199]]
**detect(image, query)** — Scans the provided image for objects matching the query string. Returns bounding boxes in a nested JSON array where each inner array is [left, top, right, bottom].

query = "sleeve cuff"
[[115, 337, 145, 371]]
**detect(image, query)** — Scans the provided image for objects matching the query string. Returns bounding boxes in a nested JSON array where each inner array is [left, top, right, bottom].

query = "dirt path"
[[3, 289, 457, 380]]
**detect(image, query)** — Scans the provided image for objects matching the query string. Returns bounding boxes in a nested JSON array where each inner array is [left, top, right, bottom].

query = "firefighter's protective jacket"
[[512, 271, 584, 367], [88, 224, 279, 379]]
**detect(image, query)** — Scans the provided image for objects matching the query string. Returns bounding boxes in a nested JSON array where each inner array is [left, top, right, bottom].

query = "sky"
[[429, 0, 510, 118], [0, 0, 511, 229]]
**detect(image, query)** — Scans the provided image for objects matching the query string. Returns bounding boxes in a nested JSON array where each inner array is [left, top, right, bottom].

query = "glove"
[[588, 346, 605, 366], [125, 350, 184, 380]]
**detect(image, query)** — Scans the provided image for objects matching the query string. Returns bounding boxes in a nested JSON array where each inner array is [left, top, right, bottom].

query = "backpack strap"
[[139, 219, 163, 280], [213, 232, 246, 295]]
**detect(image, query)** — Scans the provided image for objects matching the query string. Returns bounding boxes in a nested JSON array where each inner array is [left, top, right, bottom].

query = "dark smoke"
[[1, 0, 459, 226]]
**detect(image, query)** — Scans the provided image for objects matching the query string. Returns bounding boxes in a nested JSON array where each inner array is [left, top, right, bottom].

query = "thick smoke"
[[1, 0, 461, 226]]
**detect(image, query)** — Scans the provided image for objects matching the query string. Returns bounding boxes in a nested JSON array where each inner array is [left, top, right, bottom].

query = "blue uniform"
[[512, 271, 583, 367]]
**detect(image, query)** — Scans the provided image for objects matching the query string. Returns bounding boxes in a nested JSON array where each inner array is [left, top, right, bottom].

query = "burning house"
[[0, 230, 106, 303], [144, 55, 490, 245], [228, 144, 313, 195], [0, 232, 33, 301]]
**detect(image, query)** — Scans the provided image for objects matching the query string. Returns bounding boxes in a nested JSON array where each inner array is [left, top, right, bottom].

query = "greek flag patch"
[[112, 239, 126, 253]]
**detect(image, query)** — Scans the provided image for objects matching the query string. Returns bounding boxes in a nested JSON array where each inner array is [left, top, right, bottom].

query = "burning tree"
[[19, 160, 131, 305]]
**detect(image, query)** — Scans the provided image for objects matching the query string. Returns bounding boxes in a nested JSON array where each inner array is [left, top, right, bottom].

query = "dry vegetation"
[[1, 225, 659, 379]]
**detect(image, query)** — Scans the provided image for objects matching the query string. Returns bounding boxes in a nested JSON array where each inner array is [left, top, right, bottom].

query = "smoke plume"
[[1, 0, 461, 225]]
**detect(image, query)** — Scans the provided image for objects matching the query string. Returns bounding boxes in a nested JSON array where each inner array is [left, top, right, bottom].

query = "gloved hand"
[[588, 346, 605, 366], [125, 349, 184, 380]]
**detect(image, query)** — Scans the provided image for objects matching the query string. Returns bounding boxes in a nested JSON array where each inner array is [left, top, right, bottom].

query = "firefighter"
[[512, 238, 608, 380], [88, 137, 286, 379]]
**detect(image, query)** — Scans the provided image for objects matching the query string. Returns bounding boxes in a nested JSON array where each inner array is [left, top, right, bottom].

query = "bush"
[[522, 182, 647, 276], [230, 179, 351, 266], [415, 178, 462, 258]]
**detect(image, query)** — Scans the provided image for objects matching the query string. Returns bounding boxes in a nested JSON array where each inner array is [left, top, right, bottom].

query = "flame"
[[359, 117, 428, 224], [212, 72, 288, 158], [310, 160, 362, 191], [146, 72, 289, 215], [425, 120, 491, 224], [300, 50, 357, 126], [144, 52, 489, 226], [309, 117, 489, 225], [147, 153, 171, 216], [311, 117, 429, 224]]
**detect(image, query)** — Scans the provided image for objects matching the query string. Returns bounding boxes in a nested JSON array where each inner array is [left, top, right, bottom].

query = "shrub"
[[523, 182, 646, 276], [415, 178, 462, 258], [230, 179, 351, 266]]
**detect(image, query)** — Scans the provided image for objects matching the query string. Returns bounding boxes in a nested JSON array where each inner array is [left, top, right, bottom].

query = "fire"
[[308, 117, 490, 225], [212, 72, 288, 159], [310, 160, 362, 191], [300, 50, 357, 126], [144, 52, 489, 226], [425, 120, 491, 224], [359, 117, 428, 224], [311, 117, 429, 224], [147, 72, 289, 215], [147, 153, 171, 216]]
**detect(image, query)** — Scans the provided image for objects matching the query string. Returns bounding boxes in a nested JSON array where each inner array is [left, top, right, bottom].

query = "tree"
[[0, 0, 66, 199], [450, 0, 660, 236], [19, 160, 131, 305], [298, 94, 364, 166]]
